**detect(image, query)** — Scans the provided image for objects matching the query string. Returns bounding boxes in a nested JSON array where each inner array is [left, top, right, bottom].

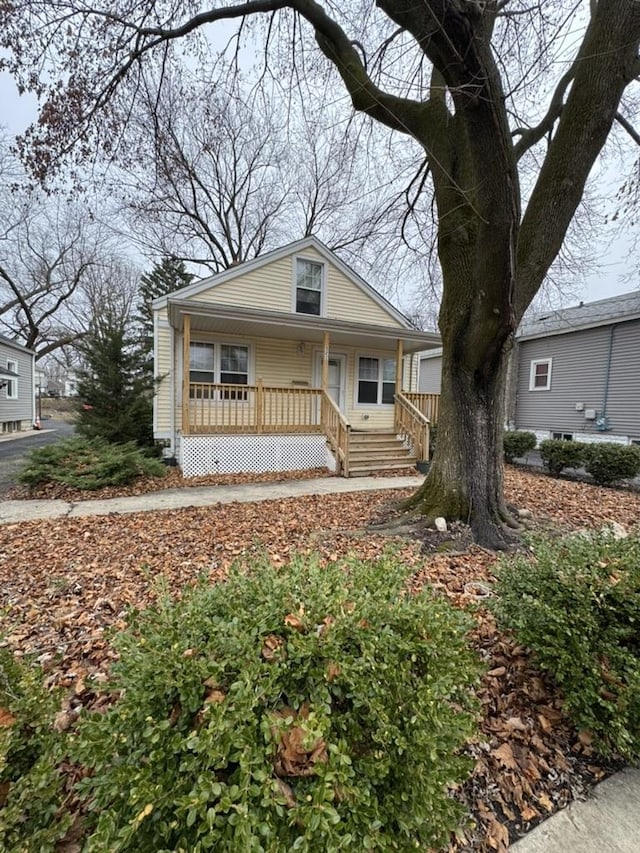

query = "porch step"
[[346, 431, 417, 476]]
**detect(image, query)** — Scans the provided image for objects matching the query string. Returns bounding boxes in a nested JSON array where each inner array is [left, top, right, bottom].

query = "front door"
[[315, 353, 346, 412]]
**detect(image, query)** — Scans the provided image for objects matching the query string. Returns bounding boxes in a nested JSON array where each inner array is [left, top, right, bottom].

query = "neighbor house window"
[[529, 358, 552, 391], [6, 359, 17, 400], [189, 342, 249, 399], [357, 356, 396, 405], [295, 258, 324, 315]]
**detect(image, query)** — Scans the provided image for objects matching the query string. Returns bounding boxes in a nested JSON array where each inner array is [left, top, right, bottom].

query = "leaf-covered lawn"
[[1, 466, 638, 851]]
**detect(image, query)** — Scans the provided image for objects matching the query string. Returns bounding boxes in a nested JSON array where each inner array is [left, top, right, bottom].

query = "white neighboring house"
[[64, 370, 80, 397], [0, 334, 36, 433]]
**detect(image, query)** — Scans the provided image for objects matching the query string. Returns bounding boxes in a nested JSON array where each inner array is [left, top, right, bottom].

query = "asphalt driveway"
[[0, 419, 75, 495]]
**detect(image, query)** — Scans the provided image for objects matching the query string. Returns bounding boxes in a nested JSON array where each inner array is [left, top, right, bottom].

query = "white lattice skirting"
[[180, 433, 336, 478]]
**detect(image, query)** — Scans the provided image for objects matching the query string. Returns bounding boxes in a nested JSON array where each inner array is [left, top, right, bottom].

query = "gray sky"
[[1, 70, 636, 309]]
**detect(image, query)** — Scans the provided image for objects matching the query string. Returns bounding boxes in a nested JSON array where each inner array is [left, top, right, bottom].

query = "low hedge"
[[18, 436, 166, 490], [69, 553, 481, 852], [539, 439, 584, 476], [1, 553, 482, 852], [493, 532, 640, 758], [583, 442, 640, 486], [503, 431, 536, 463]]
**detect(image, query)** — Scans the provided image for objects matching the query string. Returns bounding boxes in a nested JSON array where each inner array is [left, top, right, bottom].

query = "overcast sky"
[[1, 69, 636, 309]]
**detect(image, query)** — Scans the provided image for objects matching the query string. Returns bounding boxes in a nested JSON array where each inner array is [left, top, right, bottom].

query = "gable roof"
[[0, 333, 35, 355], [152, 236, 412, 328], [517, 290, 640, 341]]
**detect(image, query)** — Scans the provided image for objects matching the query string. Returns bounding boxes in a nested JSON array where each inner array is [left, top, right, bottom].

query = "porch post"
[[322, 331, 330, 392], [182, 313, 191, 435], [256, 377, 264, 434], [396, 339, 404, 393]]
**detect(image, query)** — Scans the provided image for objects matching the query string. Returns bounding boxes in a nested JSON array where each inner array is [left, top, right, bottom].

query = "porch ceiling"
[[167, 299, 441, 354]]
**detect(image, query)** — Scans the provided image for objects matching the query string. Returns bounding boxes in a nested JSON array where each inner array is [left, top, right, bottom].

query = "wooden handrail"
[[402, 392, 440, 424], [320, 391, 351, 477], [186, 382, 322, 434], [394, 392, 431, 461]]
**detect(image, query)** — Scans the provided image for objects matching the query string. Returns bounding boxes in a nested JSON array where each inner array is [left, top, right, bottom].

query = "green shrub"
[[582, 442, 640, 486], [539, 439, 585, 475], [503, 431, 536, 463], [18, 436, 166, 491], [0, 650, 70, 851], [492, 533, 640, 757], [72, 553, 481, 852]]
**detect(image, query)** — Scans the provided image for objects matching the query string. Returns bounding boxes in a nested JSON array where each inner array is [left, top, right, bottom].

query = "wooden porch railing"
[[394, 392, 431, 461], [402, 392, 440, 424], [186, 380, 322, 434], [320, 391, 351, 477]]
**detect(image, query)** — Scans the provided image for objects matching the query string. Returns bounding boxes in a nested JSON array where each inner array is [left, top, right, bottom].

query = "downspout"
[[599, 323, 618, 431]]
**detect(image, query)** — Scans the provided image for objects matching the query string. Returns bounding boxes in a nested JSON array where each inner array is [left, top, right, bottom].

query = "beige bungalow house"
[[153, 237, 441, 477]]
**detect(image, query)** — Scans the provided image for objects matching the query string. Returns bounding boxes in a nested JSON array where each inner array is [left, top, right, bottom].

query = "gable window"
[[529, 358, 552, 391], [189, 342, 249, 399], [357, 356, 396, 405], [295, 258, 323, 315], [6, 360, 17, 400]]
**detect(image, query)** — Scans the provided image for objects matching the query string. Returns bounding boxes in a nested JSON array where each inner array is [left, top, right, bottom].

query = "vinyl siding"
[[515, 319, 640, 440], [0, 342, 34, 426], [154, 311, 173, 436], [182, 247, 404, 328]]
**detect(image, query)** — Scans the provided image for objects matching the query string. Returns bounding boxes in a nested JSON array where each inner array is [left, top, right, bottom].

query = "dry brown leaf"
[[53, 708, 80, 733], [204, 689, 226, 704], [486, 817, 509, 851], [284, 613, 305, 632], [505, 716, 527, 732], [275, 778, 296, 808], [492, 742, 518, 769], [0, 707, 16, 727], [261, 634, 285, 662], [325, 663, 341, 682], [488, 666, 507, 678], [538, 792, 554, 812]]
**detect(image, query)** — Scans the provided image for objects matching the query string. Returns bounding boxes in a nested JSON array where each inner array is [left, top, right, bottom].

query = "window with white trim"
[[529, 358, 552, 391], [189, 342, 249, 399], [6, 359, 17, 400], [357, 356, 396, 405], [295, 258, 324, 316]]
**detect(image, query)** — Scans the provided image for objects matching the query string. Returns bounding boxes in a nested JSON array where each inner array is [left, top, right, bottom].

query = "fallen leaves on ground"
[[1, 465, 638, 851], [6, 466, 335, 502]]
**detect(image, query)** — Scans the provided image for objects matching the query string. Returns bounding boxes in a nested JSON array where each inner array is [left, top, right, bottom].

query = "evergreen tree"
[[136, 257, 194, 356], [76, 306, 155, 448]]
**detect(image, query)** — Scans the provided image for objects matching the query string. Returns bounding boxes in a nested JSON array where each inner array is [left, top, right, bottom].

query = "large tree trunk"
[[405, 287, 516, 550]]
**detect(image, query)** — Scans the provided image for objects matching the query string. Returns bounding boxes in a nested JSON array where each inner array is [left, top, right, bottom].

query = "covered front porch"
[[168, 299, 441, 476]]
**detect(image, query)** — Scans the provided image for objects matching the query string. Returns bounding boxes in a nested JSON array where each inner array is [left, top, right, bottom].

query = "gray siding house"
[[417, 348, 442, 394], [0, 335, 35, 433], [418, 290, 640, 445], [512, 291, 640, 445]]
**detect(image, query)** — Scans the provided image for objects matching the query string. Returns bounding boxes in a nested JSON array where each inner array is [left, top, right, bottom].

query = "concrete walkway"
[[0, 474, 424, 524], [1, 471, 638, 851], [510, 767, 640, 852]]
